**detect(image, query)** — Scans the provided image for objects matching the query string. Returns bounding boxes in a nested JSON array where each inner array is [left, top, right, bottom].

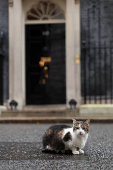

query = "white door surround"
[[9, 0, 81, 110]]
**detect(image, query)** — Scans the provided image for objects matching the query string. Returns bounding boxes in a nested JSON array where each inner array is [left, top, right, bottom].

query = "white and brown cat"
[[42, 119, 90, 155]]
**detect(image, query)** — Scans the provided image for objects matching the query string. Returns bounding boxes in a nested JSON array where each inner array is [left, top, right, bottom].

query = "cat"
[[42, 119, 90, 155]]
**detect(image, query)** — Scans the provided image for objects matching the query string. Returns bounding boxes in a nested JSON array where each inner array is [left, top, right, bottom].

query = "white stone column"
[[66, 0, 81, 108], [9, 0, 23, 110], [9, 0, 14, 101]]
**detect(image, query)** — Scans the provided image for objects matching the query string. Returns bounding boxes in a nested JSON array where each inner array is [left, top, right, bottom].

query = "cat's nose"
[[79, 131, 82, 135]]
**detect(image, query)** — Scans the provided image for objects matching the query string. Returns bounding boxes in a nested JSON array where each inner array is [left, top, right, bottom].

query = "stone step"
[[1, 109, 79, 118], [0, 117, 112, 123], [1, 106, 113, 123], [1, 108, 113, 118]]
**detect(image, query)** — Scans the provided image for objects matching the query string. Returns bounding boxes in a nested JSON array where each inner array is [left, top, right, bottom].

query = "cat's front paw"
[[72, 150, 79, 155], [79, 149, 84, 154]]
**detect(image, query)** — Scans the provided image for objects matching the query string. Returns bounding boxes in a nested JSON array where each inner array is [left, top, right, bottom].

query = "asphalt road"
[[0, 123, 112, 170]]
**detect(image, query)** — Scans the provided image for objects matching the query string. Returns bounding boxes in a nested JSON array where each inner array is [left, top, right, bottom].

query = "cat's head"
[[72, 119, 90, 136]]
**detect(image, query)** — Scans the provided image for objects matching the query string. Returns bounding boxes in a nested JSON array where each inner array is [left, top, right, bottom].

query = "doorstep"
[[23, 105, 67, 111], [0, 107, 113, 123], [1, 109, 79, 117], [0, 117, 112, 123]]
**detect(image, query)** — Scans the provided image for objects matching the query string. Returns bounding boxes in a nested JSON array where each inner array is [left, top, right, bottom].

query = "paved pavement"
[[0, 123, 112, 170]]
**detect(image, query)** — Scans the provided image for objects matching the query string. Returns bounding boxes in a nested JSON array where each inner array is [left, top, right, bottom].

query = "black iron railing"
[[81, 43, 113, 104], [81, 0, 113, 104]]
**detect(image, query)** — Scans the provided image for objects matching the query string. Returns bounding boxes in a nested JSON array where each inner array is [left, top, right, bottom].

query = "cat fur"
[[42, 119, 90, 155]]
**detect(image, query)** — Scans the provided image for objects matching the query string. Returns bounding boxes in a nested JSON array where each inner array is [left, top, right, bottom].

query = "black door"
[[26, 24, 66, 105]]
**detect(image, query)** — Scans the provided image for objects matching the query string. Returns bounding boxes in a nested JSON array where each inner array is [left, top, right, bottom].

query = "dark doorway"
[[26, 24, 66, 105]]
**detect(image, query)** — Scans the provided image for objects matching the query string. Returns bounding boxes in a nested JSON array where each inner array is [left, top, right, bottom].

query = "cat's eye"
[[82, 127, 85, 130], [76, 127, 80, 129]]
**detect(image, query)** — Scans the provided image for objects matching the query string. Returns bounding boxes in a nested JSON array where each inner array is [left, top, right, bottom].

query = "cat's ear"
[[72, 118, 76, 125], [85, 119, 90, 125]]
